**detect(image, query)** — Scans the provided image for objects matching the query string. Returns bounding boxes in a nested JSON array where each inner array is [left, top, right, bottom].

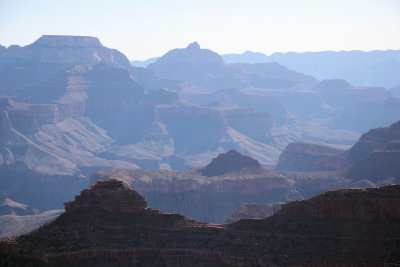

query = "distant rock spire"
[[187, 42, 200, 50]]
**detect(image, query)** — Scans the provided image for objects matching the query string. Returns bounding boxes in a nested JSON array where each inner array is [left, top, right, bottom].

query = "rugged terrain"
[[0, 179, 399, 266], [91, 149, 352, 223], [1, 35, 400, 230], [86, 121, 400, 224]]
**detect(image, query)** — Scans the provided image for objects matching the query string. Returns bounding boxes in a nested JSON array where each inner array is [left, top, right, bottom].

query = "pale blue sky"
[[0, 0, 399, 60]]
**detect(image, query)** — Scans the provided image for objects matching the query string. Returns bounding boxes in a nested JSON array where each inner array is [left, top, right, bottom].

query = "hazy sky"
[[1, 0, 399, 60]]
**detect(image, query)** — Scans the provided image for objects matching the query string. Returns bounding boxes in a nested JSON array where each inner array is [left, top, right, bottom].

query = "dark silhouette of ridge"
[[1, 180, 399, 266]]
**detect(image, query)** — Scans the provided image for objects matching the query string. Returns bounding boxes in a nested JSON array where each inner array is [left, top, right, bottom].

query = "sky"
[[0, 0, 399, 60]]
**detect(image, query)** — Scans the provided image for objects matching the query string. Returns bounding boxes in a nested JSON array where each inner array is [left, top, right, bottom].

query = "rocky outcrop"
[[1, 181, 399, 266], [64, 179, 147, 213], [347, 151, 400, 182], [229, 184, 400, 266], [200, 150, 263, 176], [348, 121, 400, 162], [346, 121, 400, 181], [148, 42, 242, 91], [276, 142, 347, 171]]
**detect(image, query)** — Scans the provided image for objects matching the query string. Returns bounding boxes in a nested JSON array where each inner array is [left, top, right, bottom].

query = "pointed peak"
[[187, 42, 200, 50], [64, 179, 147, 213]]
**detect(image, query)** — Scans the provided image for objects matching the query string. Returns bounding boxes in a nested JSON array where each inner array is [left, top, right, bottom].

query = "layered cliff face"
[[346, 121, 400, 181], [276, 120, 400, 182], [347, 151, 400, 182], [1, 181, 399, 266], [91, 165, 349, 223], [276, 142, 347, 171], [348, 121, 400, 162]]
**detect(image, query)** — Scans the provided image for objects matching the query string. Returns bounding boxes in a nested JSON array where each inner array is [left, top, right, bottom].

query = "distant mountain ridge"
[[147, 42, 316, 91], [222, 50, 400, 88]]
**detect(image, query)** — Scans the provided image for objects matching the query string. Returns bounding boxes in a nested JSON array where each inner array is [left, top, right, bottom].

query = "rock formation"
[[0, 180, 399, 266], [200, 149, 263, 176], [347, 150, 400, 182], [64, 179, 147, 213], [3, 35, 131, 68], [348, 120, 400, 162], [148, 42, 316, 91], [276, 142, 347, 171], [346, 121, 400, 181]]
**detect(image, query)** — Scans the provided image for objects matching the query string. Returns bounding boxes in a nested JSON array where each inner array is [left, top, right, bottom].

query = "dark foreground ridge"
[[1, 179, 400, 266]]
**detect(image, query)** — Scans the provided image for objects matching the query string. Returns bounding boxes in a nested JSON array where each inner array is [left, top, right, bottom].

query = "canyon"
[[0, 36, 399, 253]]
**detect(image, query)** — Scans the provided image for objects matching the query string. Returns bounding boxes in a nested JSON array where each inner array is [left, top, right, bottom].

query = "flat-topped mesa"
[[64, 179, 147, 213], [201, 149, 262, 176], [31, 35, 103, 48]]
